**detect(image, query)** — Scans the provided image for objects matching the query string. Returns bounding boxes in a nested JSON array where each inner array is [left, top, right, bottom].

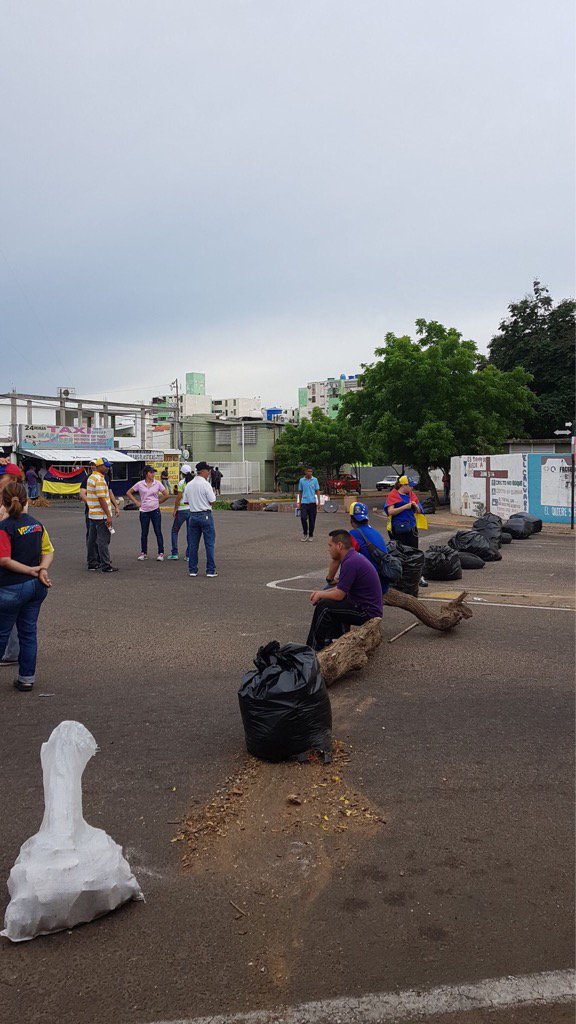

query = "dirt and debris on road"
[[171, 741, 388, 992], [176, 740, 386, 865]]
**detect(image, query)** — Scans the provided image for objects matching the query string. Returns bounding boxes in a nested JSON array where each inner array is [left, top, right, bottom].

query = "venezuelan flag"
[[42, 465, 86, 495]]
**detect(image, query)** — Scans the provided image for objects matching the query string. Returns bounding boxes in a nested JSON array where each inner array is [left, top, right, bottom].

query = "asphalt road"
[[0, 507, 574, 1024]]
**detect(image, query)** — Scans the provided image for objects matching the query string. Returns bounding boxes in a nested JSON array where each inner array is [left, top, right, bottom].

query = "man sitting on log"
[[306, 530, 383, 651]]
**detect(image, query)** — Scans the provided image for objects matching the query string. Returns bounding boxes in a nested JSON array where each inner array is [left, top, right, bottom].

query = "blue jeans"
[[140, 509, 164, 555], [187, 511, 216, 574], [1, 624, 19, 663], [0, 580, 48, 684], [171, 510, 190, 557]]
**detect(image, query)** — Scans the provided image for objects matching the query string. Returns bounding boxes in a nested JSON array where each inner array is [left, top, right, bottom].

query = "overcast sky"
[[1, 0, 574, 407]]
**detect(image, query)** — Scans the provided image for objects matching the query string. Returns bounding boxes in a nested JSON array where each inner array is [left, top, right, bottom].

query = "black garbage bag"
[[230, 498, 249, 511], [473, 513, 502, 527], [509, 512, 542, 534], [264, 503, 279, 511], [238, 642, 332, 762], [473, 515, 503, 546], [423, 545, 462, 581], [387, 540, 425, 596], [503, 518, 532, 539], [448, 530, 502, 562], [458, 551, 485, 569], [499, 532, 512, 544], [420, 496, 436, 515]]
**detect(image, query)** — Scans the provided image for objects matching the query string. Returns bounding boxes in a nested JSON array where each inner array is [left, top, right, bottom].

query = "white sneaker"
[[308, 536, 314, 542], [137, 554, 148, 560], [301, 536, 309, 542], [157, 554, 165, 561], [206, 572, 218, 578], [189, 572, 198, 577]]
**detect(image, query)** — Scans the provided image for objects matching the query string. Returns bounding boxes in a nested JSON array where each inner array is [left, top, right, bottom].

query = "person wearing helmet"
[[326, 502, 390, 591], [384, 475, 422, 549], [168, 464, 195, 559]]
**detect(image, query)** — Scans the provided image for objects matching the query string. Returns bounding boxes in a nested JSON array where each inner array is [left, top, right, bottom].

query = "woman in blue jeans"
[[0, 482, 54, 692], [126, 466, 169, 561]]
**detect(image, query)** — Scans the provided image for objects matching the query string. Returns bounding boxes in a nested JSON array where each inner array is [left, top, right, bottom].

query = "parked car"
[[326, 473, 362, 495], [375, 475, 398, 491]]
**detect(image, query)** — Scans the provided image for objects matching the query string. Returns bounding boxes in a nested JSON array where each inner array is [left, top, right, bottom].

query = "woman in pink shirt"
[[126, 466, 169, 561]]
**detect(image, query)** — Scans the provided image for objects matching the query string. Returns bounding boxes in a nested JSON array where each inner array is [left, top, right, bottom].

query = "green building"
[[181, 415, 284, 492], [186, 372, 206, 396]]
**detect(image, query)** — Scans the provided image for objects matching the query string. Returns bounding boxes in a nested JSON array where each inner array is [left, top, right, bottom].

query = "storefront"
[[118, 449, 181, 494], [17, 425, 137, 496]]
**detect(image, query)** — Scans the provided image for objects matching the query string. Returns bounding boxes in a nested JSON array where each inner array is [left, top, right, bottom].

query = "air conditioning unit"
[[58, 387, 77, 398]]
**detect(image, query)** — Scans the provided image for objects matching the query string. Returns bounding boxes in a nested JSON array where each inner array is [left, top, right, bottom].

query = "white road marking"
[[266, 575, 575, 612], [146, 968, 575, 1024]]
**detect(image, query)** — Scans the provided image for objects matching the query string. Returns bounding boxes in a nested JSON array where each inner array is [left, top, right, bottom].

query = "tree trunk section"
[[316, 592, 472, 687], [317, 617, 382, 687], [384, 588, 472, 628]]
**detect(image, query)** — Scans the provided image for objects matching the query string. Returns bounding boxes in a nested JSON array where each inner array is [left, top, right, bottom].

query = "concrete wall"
[[450, 452, 573, 524]]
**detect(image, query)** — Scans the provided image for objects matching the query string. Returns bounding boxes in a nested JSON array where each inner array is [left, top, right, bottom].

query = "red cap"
[[1, 463, 23, 478]]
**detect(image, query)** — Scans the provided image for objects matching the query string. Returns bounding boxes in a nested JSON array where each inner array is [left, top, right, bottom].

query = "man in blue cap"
[[86, 458, 119, 572]]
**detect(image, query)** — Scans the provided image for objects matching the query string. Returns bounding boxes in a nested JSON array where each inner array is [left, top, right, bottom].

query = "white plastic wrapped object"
[[2, 721, 143, 942]]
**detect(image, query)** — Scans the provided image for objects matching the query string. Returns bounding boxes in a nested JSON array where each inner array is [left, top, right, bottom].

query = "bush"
[[212, 500, 232, 510]]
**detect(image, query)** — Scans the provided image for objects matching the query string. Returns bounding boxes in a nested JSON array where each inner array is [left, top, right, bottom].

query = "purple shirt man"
[[335, 548, 383, 619]]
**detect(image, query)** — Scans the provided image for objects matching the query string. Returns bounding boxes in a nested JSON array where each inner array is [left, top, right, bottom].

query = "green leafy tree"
[[488, 280, 575, 436], [275, 407, 365, 489], [340, 319, 534, 499]]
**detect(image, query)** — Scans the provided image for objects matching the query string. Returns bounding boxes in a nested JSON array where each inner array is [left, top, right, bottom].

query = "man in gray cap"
[[183, 461, 217, 577]]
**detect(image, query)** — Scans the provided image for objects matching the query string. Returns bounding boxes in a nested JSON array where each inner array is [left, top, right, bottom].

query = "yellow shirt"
[[86, 471, 111, 520]]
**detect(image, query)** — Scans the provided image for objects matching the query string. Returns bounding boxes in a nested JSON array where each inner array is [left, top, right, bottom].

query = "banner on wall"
[[19, 425, 114, 450], [459, 454, 528, 518], [527, 454, 572, 523], [149, 453, 180, 493]]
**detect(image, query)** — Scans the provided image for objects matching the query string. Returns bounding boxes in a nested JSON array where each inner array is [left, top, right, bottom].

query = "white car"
[[375, 475, 398, 491]]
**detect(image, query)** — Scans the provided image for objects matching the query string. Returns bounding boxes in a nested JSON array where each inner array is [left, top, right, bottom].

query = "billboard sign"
[[19, 425, 114, 450]]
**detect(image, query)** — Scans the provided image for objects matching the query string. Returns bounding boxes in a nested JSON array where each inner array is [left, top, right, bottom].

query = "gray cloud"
[[1, 0, 574, 404]]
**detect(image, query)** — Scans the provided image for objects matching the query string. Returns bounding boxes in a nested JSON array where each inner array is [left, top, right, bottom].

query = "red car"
[[326, 473, 362, 495]]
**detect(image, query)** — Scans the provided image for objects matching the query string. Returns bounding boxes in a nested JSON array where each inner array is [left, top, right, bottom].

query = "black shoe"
[[419, 577, 429, 588], [101, 566, 120, 573], [13, 679, 33, 692], [87, 566, 100, 571]]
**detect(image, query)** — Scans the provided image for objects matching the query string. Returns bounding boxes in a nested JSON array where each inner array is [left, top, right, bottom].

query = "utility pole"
[[170, 378, 181, 451]]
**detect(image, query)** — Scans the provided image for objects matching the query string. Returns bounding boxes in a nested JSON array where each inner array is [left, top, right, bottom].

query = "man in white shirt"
[[183, 461, 217, 578]]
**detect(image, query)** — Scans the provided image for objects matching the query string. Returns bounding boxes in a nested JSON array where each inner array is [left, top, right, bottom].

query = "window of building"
[[236, 425, 257, 444], [215, 427, 231, 446]]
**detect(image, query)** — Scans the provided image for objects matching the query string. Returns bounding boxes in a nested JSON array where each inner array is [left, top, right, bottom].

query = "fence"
[[216, 461, 261, 495]]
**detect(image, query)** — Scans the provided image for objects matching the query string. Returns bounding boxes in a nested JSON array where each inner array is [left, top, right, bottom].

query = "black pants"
[[306, 597, 371, 651], [87, 520, 111, 570], [391, 528, 419, 549], [300, 503, 317, 537]]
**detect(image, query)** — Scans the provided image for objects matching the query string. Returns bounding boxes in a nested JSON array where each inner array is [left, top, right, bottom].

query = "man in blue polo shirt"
[[296, 466, 320, 542], [306, 529, 383, 651]]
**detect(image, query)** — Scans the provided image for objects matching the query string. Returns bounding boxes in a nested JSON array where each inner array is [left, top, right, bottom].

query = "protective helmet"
[[349, 501, 369, 523]]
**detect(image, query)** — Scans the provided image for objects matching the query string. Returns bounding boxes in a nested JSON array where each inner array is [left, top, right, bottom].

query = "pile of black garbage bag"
[[423, 545, 462, 581], [238, 641, 332, 762], [387, 540, 425, 596], [440, 511, 542, 573], [448, 529, 502, 562]]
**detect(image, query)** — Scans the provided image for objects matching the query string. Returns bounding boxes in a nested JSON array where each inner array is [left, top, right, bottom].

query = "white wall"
[[450, 454, 528, 519]]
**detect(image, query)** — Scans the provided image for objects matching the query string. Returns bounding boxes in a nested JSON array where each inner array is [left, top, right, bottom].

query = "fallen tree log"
[[384, 588, 472, 629], [317, 592, 473, 686], [317, 617, 382, 687]]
